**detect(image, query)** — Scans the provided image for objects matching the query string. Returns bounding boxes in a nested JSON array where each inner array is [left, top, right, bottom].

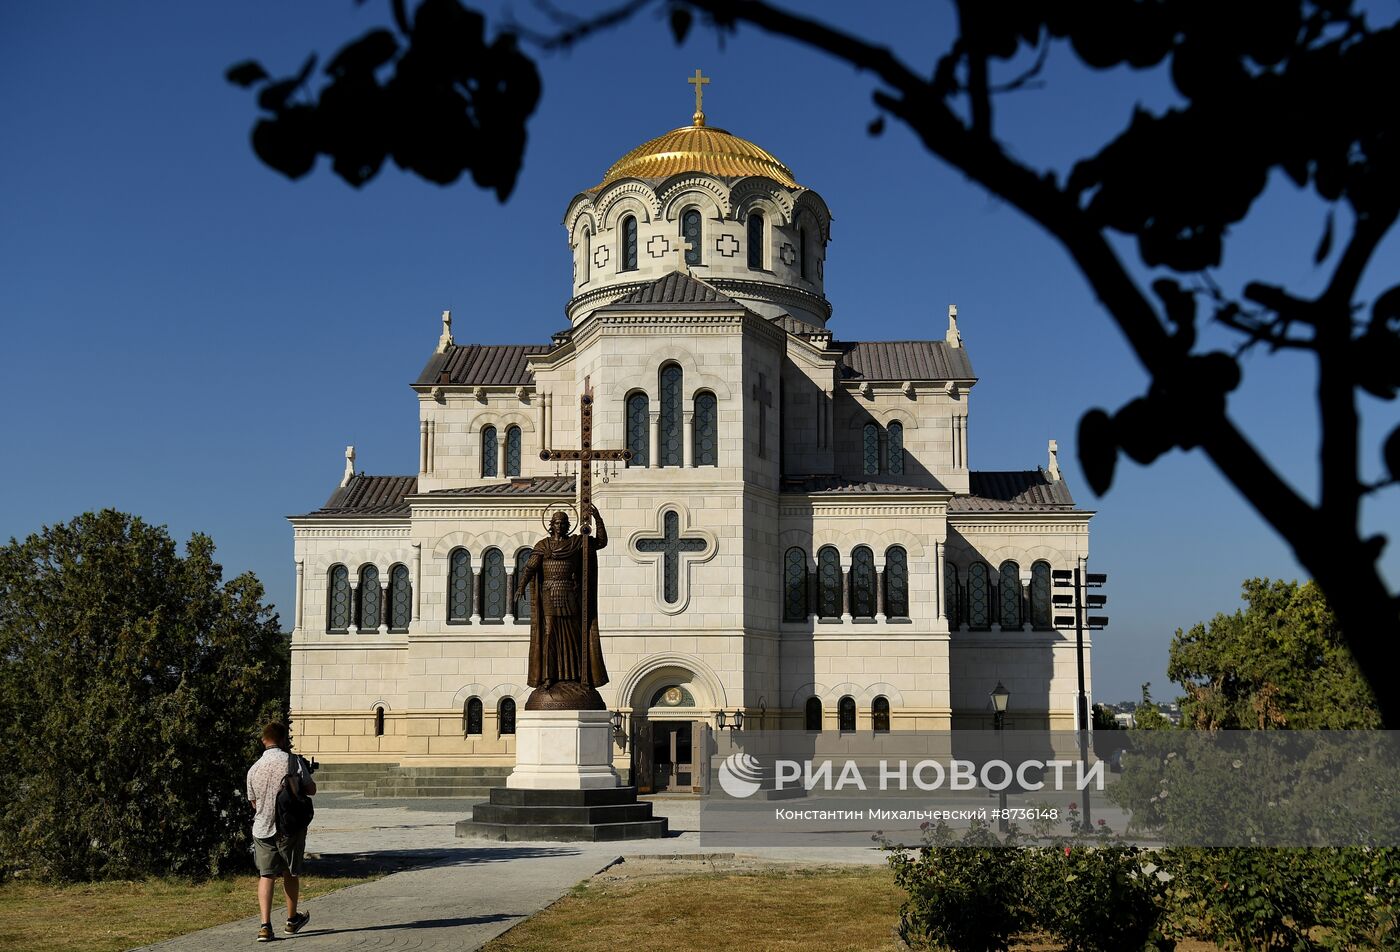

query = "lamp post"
[[990, 681, 1010, 833], [1052, 563, 1109, 831], [715, 709, 745, 732]]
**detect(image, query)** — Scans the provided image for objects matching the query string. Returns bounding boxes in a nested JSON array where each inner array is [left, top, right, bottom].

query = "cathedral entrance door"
[[649, 720, 692, 792]]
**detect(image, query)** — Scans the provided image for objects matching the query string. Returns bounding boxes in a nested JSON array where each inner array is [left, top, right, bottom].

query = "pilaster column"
[[347, 582, 359, 635], [378, 580, 390, 634], [503, 569, 515, 625], [875, 562, 886, 622], [411, 543, 422, 625], [469, 559, 481, 624], [496, 433, 507, 479], [648, 410, 660, 468], [807, 564, 819, 618], [935, 541, 948, 624], [428, 421, 436, 474], [419, 420, 428, 473], [1020, 572, 1033, 631], [294, 558, 305, 634], [840, 556, 852, 624], [682, 410, 695, 467]]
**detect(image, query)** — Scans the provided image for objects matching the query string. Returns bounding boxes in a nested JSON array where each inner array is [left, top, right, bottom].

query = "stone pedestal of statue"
[[505, 709, 620, 790]]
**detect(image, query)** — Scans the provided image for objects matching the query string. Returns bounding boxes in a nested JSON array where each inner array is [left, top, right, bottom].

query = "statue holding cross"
[[515, 378, 632, 711]]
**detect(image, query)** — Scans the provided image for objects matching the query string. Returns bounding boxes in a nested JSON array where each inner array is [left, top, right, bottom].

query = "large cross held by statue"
[[539, 377, 632, 647]]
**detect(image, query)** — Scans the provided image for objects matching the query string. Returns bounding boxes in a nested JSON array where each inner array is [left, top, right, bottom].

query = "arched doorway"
[[626, 664, 713, 795]]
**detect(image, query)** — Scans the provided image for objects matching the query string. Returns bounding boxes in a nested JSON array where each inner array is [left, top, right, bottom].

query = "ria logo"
[[718, 752, 764, 798]]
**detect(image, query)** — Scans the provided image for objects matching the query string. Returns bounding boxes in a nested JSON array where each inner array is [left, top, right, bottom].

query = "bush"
[[1028, 843, 1171, 952], [0, 511, 287, 881], [886, 820, 1032, 951]]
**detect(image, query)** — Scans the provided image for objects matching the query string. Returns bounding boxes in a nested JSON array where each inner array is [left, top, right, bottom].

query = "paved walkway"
[[133, 793, 886, 952]]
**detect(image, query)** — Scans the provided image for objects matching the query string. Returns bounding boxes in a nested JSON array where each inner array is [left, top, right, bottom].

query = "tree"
[[225, 1, 1400, 724], [0, 511, 287, 881], [1133, 683, 1171, 731], [1167, 577, 1381, 729]]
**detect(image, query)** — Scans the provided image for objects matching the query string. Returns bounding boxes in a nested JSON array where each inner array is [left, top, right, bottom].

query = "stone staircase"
[[313, 763, 514, 799]]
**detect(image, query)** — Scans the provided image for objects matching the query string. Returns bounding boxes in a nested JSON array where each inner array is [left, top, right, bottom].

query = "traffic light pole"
[[1074, 565, 1092, 832]]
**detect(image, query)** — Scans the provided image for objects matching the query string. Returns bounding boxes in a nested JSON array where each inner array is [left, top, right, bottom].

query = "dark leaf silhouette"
[[225, 60, 268, 88], [1314, 210, 1334, 264], [670, 4, 693, 45], [1385, 426, 1400, 483], [868, 115, 885, 137], [1078, 409, 1118, 496]]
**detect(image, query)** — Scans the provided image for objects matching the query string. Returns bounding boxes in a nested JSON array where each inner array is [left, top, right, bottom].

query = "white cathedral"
[[288, 77, 1094, 791]]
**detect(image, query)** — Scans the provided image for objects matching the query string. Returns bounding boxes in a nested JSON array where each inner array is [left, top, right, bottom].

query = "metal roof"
[[423, 476, 577, 497], [308, 474, 419, 516], [838, 340, 975, 382], [415, 344, 552, 388], [950, 470, 1078, 512], [780, 476, 935, 495], [612, 270, 734, 306]]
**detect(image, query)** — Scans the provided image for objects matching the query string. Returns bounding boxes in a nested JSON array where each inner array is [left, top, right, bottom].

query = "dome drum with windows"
[[564, 70, 833, 328]]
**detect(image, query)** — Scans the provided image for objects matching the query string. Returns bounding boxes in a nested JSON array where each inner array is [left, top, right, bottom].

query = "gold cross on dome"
[[688, 68, 710, 124]]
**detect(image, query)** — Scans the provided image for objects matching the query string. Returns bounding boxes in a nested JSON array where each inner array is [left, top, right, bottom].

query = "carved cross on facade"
[[635, 510, 708, 605], [752, 372, 773, 458], [673, 236, 695, 275]]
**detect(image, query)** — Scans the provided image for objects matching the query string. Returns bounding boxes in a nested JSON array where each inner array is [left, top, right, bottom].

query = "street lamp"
[[990, 682, 1010, 833], [715, 709, 745, 732], [610, 710, 628, 752]]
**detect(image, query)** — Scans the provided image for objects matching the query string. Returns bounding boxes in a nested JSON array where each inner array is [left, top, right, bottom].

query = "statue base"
[[505, 709, 621, 790], [524, 681, 606, 711]]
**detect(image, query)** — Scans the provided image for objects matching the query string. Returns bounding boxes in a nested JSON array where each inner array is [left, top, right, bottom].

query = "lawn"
[[0, 870, 380, 952]]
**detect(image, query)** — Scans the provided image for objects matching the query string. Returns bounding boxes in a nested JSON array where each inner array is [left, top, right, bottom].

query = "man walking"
[[246, 722, 316, 942]]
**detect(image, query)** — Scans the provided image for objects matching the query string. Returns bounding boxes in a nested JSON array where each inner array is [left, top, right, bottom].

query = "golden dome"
[[595, 119, 799, 190]]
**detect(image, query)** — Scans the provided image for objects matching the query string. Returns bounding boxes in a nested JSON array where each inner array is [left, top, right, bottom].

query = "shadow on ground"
[[307, 845, 583, 877]]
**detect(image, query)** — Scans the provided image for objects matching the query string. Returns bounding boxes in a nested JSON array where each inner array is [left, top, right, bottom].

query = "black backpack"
[[274, 752, 315, 840]]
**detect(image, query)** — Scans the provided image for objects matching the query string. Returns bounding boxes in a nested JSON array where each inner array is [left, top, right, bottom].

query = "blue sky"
[[2, 2, 1396, 703]]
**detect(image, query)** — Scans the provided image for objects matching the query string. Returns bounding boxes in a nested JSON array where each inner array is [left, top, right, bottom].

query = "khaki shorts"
[[253, 833, 305, 878]]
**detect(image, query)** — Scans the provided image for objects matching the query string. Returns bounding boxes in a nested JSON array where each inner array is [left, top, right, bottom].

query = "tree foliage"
[[0, 511, 286, 881], [227, 0, 1400, 724], [1168, 578, 1380, 730]]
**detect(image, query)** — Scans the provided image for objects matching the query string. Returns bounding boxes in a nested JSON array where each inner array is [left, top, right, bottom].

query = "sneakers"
[[285, 912, 310, 935], [256, 923, 275, 942]]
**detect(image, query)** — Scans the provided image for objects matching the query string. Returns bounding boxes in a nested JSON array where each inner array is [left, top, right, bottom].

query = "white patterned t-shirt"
[[246, 747, 312, 840]]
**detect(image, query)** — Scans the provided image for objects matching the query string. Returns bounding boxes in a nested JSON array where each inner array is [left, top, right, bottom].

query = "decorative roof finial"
[[688, 68, 710, 127], [1047, 439, 1061, 481], [342, 445, 356, 487], [436, 309, 454, 354], [946, 304, 962, 349]]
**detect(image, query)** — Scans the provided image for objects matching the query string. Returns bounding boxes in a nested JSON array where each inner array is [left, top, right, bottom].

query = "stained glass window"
[[498, 697, 516, 735], [682, 209, 702, 265], [872, 696, 890, 733], [505, 426, 521, 477], [968, 562, 991, 629], [626, 392, 649, 467], [817, 546, 842, 618], [581, 228, 591, 283], [389, 563, 411, 632], [464, 697, 483, 736], [481, 425, 497, 477], [851, 546, 875, 618], [448, 549, 472, 622], [863, 423, 880, 476], [358, 565, 380, 631], [799, 225, 809, 280], [944, 562, 961, 627], [482, 548, 506, 620], [783, 547, 808, 622], [328, 565, 351, 632], [693, 391, 718, 466], [838, 695, 856, 732], [747, 213, 764, 269], [1031, 561, 1052, 629], [886, 421, 904, 475], [1000, 561, 1022, 629], [659, 363, 683, 466], [635, 510, 706, 604], [805, 697, 823, 731], [885, 546, 909, 619], [514, 547, 532, 620], [622, 215, 638, 271]]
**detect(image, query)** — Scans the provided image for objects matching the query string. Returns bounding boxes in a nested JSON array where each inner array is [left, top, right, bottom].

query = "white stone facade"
[[287, 120, 1094, 769]]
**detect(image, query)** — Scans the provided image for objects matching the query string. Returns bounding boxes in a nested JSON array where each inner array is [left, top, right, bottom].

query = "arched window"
[[693, 391, 718, 466], [838, 695, 856, 732], [885, 546, 909, 619], [464, 697, 483, 736], [481, 425, 498, 477], [872, 696, 890, 733], [805, 697, 823, 731], [886, 421, 904, 476], [581, 227, 591, 283], [388, 564, 411, 632], [999, 561, 1022, 629], [514, 547, 532, 620], [817, 546, 843, 618], [945, 562, 961, 628], [681, 208, 702, 266], [481, 548, 506, 620], [747, 212, 765, 269], [799, 225, 809, 280], [505, 426, 522, 477], [447, 549, 472, 623], [783, 547, 808, 622], [498, 697, 517, 735], [862, 423, 880, 476], [374, 706, 385, 737], [327, 565, 351, 632], [968, 562, 992, 629], [621, 215, 638, 271], [659, 363, 683, 466], [358, 565, 380, 632], [626, 392, 649, 467], [850, 546, 876, 618], [1031, 561, 1053, 629]]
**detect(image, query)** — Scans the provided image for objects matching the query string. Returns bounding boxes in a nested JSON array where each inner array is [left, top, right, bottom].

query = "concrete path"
[[132, 793, 886, 952]]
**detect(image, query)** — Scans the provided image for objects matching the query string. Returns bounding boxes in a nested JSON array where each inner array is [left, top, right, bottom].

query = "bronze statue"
[[513, 503, 609, 710]]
